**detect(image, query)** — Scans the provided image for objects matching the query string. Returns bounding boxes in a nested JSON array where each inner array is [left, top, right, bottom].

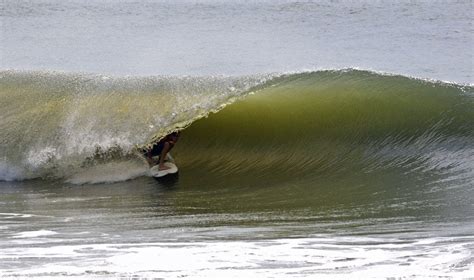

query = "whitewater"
[[1, 0, 473, 279]]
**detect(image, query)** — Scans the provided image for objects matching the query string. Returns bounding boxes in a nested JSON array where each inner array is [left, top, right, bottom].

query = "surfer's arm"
[[145, 155, 153, 166], [143, 150, 154, 166]]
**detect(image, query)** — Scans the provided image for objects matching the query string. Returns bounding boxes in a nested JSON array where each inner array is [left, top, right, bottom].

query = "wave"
[[1, 69, 473, 186], [0, 70, 268, 181]]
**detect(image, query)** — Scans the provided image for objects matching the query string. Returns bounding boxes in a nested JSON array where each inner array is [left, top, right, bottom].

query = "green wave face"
[[1, 70, 473, 191], [174, 71, 474, 192]]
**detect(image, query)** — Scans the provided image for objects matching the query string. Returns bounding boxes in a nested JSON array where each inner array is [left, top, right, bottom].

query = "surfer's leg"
[[159, 143, 172, 170]]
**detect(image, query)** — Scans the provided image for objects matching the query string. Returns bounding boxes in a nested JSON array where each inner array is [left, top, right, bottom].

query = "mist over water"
[[1, 0, 473, 278]]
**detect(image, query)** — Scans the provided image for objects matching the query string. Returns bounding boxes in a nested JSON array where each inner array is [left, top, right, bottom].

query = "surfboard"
[[149, 162, 178, 178]]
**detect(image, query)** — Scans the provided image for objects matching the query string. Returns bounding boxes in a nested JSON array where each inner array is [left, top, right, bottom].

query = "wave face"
[[175, 71, 473, 191], [1, 70, 473, 187]]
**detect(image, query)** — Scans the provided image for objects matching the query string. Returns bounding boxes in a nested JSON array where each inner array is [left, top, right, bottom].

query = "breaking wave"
[[1, 69, 472, 186]]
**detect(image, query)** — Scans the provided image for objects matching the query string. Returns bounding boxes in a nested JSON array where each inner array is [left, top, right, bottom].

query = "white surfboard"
[[149, 162, 178, 178]]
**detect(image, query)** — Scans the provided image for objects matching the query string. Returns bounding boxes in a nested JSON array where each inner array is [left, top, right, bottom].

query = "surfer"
[[143, 131, 180, 170]]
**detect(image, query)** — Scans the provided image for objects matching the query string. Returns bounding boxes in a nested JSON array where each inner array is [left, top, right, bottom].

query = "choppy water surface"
[[1, 174, 473, 278]]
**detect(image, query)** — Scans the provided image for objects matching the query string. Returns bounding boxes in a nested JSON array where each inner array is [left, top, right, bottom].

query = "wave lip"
[[0, 70, 269, 181]]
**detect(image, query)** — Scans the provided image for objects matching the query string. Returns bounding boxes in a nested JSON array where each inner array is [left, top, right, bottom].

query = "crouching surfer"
[[143, 131, 180, 170]]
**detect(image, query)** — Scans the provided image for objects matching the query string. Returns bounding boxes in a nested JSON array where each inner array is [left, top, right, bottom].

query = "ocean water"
[[1, 0, 473, 279]]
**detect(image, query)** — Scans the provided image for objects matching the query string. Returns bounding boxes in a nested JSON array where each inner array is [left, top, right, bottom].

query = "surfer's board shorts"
[[148, 142, 165, 157]]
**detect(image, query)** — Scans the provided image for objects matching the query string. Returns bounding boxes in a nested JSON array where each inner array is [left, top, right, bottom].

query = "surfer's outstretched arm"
[[144, 150, 154, 167], [146, 156, 153, 166]]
